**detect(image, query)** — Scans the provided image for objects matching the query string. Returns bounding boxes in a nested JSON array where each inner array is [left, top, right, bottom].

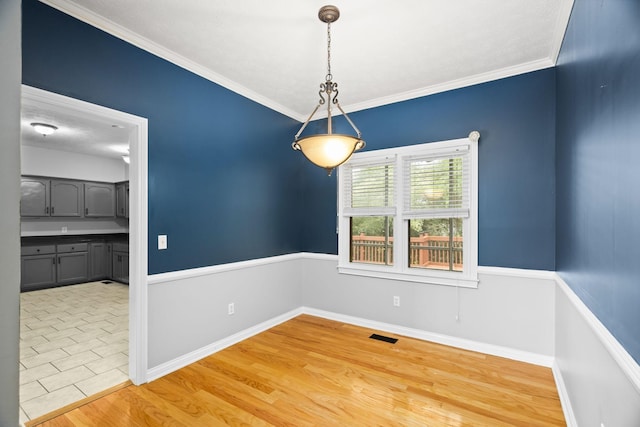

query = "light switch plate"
[[158, 235, 168, 250]]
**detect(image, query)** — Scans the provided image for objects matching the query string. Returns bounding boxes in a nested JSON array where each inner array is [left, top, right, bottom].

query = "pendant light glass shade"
[[293, 5, 365, 176], [293, 134, 365, 173]]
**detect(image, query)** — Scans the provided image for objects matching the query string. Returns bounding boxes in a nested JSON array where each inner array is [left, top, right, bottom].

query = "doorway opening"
[[18, 86, 148, 422]]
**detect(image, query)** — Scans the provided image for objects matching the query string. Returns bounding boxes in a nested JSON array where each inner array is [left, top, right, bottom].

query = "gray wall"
[[0, 0, 22, 424], [301, 258, 556, 358], [147, 258, 302, 369]]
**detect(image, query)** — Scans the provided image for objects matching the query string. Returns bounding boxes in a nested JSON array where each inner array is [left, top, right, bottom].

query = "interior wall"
[[301, 257, 555, 358], [0, 0, 22, 424], [21, 0, 302, 275], [21, 144, 127, 182], [300, 69, 557, 272], [555, 0, 640, 364], [147, 257, 302, 369]]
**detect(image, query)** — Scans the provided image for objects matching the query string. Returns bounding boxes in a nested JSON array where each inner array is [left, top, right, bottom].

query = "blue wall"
[[22, 1, 302, 274], [300, 70, 557, 271], [556, 0, 640, 363]]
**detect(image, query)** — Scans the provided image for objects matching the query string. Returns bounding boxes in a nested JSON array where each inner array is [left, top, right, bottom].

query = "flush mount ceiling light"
[[30, 122, 58, 136], [292, 5, 365, 176]]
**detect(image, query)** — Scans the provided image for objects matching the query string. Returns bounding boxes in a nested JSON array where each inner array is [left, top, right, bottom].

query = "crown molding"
[[550, 0, 575, 63], [341, 58, 556, 115]]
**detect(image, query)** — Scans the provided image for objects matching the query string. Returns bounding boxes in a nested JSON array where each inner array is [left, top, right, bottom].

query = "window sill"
[[337, 265, 479, 288]]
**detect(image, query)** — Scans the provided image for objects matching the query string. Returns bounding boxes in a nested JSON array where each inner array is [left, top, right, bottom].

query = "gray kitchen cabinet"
[[21, 237, 128, 291], [21, 245, 57, 291], [112, 243, 129, 284], [115, 181, 129, 218], [56, 243, 88, 285], [20, 177, 50, 217], [84, 182, 115, 217], [21, 177, 84, 217], [106, 243, 113, 280], [50, 179, 83, 217], [89, 242, 108, 280], [112, 252, 129, 284]]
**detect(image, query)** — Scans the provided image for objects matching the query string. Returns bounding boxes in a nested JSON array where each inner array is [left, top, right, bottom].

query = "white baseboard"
[[302, 307, 554, 367], [146, 307, 304, 381], [552, 359, 578, 427]]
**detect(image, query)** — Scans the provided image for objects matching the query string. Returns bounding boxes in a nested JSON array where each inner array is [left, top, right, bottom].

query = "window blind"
[[343, 159, 395, 216], [403, 148, 470, 219]]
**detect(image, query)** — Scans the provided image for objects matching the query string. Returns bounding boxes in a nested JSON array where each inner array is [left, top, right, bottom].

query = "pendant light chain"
[[326, 22, 332, 82]]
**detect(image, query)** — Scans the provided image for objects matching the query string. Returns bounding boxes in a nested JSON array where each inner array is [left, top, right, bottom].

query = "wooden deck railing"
[[351, 233, 463, 271]]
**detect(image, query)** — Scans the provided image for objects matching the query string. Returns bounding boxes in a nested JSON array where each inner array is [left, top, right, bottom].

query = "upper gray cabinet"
[[21, 176, 118, 218], [20, 177, 50, 216], [50, 180, 83, 217], [84, 182, 115, 217], [21, 177, 83, 217], [115, 181, 129, 219]]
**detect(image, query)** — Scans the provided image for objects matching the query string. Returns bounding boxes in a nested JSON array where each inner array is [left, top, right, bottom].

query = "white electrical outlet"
[[61, 226, 68, 233], [158, 235, 167, 250], [228, 303, 235, 315], [393, 296, 400, 307]]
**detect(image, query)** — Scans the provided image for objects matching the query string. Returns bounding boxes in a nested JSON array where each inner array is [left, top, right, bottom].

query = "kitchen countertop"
[[21, 233, 129, 246]]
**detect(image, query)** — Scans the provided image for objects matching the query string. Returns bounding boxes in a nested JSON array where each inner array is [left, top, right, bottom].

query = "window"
[[338, 133, 478, 288]]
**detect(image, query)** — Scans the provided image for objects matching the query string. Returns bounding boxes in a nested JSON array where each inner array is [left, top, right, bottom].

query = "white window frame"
[[337, 132, 479, 288]]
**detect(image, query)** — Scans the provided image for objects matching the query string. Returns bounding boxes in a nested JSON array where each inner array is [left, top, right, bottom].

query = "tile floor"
[[19, 281, 129, 423]]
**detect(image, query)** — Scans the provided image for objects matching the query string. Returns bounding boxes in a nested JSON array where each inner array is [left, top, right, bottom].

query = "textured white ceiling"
[[24, 0, 574, 157], [21, 90, 133, 159]]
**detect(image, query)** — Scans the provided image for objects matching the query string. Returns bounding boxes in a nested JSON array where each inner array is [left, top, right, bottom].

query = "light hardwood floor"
[[30, 315, 565, 426]]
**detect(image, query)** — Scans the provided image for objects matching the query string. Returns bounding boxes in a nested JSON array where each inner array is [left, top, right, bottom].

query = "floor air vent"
[[369, 334, 398, 344], [101, 280, 113, 284]]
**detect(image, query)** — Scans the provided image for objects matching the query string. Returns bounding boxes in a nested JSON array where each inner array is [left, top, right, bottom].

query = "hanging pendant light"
[[292, 5, 365, 176]]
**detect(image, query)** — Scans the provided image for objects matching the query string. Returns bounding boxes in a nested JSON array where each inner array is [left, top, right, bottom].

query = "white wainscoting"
[[145, 254, 556, 374], [145, 253, 640, 426], [300, 255, 556, 364], [554, 275, 640, 427], [146, 254, 303, 371]]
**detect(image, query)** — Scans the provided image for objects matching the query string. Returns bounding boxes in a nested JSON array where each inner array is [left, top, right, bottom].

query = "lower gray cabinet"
[[112, 243, 129, 284], [56, 243, 88, 285], [89, 242, 108, 280], [21, 238, 127, 291], [21, 248, 57, 292], [106, 243, 113, 280]]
